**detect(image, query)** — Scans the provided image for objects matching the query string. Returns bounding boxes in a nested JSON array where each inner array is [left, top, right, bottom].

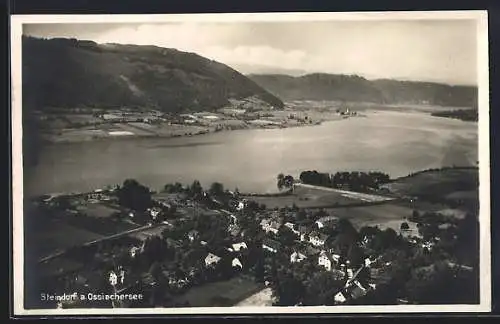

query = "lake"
[[23, 110, 478, 197]]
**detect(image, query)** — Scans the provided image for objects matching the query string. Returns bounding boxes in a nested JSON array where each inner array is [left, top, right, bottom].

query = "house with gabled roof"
[[204, 253, 221, 267], [232, 257, 243, 269], [229, 242, 248, 252], [334, 291, 347, 304], [261, 218, 280, 234], [315, 215, 339, 229], [290, 251, 307, 263], [262, 239, 281, 253], [298, 225, 311, 242], [309, 231, 329, 247], [318, 250, 341, 271], [188, 229, 199, 242], [284, 222, 300, 236]]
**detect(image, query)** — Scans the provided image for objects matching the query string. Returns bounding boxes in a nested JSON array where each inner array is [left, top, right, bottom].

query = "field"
[[26, 215, 106, 259], [382, 168, 478, 200], [168, 276, 264, 307], [235, 287, 275, 307], [75, 202, 121, 218], [243, 184, 392, 209], [325, 203, 416, 232]]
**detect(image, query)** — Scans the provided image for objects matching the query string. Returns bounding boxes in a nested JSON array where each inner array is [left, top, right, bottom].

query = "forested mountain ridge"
[[249, 73, 477, 108], [22, 36, 284, 112]]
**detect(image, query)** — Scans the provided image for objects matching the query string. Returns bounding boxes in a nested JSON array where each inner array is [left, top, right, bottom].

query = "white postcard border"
[[10, 10, 491, 316]]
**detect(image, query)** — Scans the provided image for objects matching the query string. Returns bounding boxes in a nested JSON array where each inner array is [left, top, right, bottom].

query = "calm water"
[[24, 110, 478, 197]]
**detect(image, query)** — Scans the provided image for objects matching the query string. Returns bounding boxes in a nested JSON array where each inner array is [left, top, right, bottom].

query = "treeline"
[[299, 170, 391, 192], [431, 109, 478, 122], [402, 165, 478, 178]]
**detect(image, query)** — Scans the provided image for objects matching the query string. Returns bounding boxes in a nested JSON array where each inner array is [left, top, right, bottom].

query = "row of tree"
[[299, 170, 391, 192], [431, 109, 478, 122]]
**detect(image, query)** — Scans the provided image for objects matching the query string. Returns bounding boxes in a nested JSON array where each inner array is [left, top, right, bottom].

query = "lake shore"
[[35, 107, 366, 145], [39, 120, 325, 145], [24, 109, 477, 198]]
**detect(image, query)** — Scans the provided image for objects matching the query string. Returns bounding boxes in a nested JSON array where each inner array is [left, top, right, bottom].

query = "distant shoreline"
[[32, 104, 475, 145], [37, 116, 353, 145]]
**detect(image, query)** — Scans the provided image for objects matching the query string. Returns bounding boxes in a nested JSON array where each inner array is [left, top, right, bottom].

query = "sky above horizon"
[[23, 19, 478, 86]]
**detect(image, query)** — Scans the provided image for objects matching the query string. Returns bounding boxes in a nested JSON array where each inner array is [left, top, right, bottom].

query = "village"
[[26, 170, 477, 309], [30, 98, 360, 144]]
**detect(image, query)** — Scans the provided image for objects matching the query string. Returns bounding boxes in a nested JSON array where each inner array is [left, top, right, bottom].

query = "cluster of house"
[[256, 210, 395, 304], [204, 244, 245, 270], [86, 189, 114, 203], [99, 111, 165, 124], [178, 113, 221, 125], [260, 214, 338, 248]]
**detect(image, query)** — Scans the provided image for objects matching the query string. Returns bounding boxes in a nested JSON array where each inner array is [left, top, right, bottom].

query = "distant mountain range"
[[22, 36, 284, 112], [248, 73, 478, 108]]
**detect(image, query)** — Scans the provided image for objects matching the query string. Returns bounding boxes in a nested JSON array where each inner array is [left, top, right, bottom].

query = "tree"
[[296, 209, 307, 222], [273, 269, 305, 306], [400, 222, 410, 231], [303, 271, 344, 306], [418, 223, 439, 241], [189, 180, 203, 198], [410, 210, 420, 222], [347, 244, 366, 267], [209, 182, 224, 197], [277, 226, 297, 247], [283, 175, 295, 190], [359, 226, 381, 240], [277, 173, 285, 190], [117, 179, 152, 211], [371, 228, 400, 252]]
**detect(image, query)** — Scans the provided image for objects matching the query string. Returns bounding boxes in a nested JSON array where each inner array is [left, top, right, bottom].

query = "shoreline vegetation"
[[430, 109, 478, 122], [31, 165, 478, 201], [26, 101, 476, 146]]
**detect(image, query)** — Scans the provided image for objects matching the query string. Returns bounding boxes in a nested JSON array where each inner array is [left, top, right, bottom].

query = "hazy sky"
[[23, 20, 478, 85]]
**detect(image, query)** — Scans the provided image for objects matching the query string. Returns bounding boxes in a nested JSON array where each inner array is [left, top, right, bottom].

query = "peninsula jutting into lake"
[[16, 14, 486, 313]]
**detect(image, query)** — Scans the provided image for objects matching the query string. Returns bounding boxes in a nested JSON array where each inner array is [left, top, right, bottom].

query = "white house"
[[315, 216, 339, 229], [231, 242, 248, 252], [148, 207, 162, 220], [421, 241, 435, 251], [260, 219, 270, 231], [309, 232, 328, 247], [262, 239, 280, 253], [119, 269, 125, 284], [364, 257, 378, 268], [109, 271, 118, 286], [130, 241, 145, 258], [318, 251, 338, 271], [188, 230, 199, 242], [261, 219, 280, 234], [347, 268, 354, 280], [232, 258, 243, 269], [236, 201, 245, 211], [290, 251, 307, 263], [205, 253, 221, 267], [334, 291, 347, 304]]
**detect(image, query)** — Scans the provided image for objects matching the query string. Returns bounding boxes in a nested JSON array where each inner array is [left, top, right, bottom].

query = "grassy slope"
[[383, 168, 479, 200]]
